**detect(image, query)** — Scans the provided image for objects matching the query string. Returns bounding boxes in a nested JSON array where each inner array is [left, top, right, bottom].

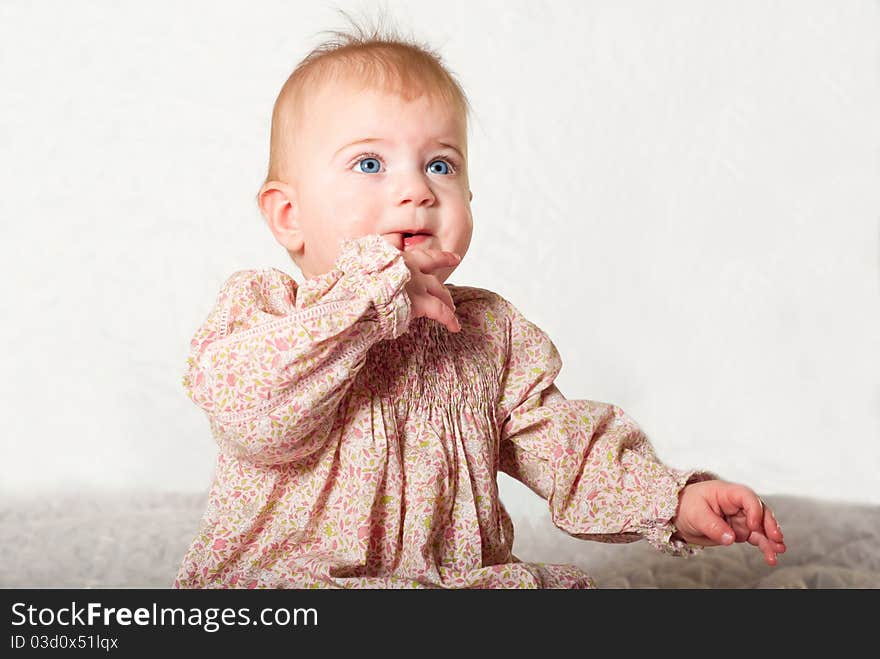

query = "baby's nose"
[[397, 179, 436, 207]]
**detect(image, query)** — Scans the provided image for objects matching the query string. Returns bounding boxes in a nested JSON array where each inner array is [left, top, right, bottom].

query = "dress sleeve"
[[183, 233, 411, 466], [495, 297, 716, 557]]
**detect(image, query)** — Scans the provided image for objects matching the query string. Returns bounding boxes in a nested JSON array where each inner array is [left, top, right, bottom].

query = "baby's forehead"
[[284, 76, 467, 157], [314, 78, 459, 116], [297, 84, 461, 139]]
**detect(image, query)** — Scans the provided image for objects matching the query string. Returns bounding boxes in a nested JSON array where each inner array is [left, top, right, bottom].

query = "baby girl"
[[174, 23, 786, 589]]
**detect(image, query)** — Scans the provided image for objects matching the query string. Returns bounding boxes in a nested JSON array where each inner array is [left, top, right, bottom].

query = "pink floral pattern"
[[174, 233, 709, 589]]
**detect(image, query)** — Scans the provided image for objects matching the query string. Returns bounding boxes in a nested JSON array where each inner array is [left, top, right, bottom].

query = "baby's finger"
[[763, 505, 785, 543], [411, 248, 461, 273], [743, 529, 784, 552], [694, 505, 737, 545], [734, 490, 764, 532], [418, 285, 459, 332], [745, 527, 786, 564], [424, 278, 457, 318], [726, 514, 752, 543], [722, 486, 765, 533], [748, 531, 779, 566]]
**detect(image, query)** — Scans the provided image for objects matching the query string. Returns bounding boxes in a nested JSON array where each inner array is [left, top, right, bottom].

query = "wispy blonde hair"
[[258, 7, 473, 204]]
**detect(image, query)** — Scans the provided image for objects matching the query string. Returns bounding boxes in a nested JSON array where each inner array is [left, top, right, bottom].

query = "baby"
[[174, 22, 785, 589]]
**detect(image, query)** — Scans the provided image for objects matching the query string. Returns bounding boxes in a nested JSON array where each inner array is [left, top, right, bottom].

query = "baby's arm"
[[183, 234, 412, 466], [495, 296, 718, 556], [671, 479, 787, 566]]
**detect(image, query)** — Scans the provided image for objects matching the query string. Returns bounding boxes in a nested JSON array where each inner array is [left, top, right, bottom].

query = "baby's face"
[[277, 78, 473, 283]]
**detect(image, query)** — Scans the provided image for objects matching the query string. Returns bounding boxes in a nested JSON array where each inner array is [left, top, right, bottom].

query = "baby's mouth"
[[401, 232, 430, 249]]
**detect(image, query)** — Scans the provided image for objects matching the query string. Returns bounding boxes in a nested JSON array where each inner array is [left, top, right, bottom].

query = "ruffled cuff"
[[634, 468, 720, 558], [334, 233, 412, 340]]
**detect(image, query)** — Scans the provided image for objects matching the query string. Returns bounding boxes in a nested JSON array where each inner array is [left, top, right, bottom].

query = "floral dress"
[[173, 233, 708, 589]]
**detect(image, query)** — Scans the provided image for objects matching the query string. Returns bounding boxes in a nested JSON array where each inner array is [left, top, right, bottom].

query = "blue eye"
[[351, 152, 458, 175], [357, 157, 381, 174], [428, 159, 451, 175]]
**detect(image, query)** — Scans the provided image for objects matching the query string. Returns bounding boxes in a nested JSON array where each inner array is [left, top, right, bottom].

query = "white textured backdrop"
[[1, 0, 877, 511]]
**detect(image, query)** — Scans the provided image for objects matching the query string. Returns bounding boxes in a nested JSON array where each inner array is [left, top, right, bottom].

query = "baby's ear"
[[259, 180, 304, 253]]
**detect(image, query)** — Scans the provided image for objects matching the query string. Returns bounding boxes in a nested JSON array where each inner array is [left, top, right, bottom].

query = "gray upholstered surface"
[[512, 494, 880, 588], [1, 491, 877, 588]]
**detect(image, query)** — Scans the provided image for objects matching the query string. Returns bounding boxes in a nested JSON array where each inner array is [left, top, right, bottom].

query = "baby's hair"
[[255, 6, 474, 208]]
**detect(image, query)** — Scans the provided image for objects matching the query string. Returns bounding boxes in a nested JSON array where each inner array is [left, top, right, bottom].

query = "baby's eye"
[[427, 159, 453, 175], [355, 156, 382, 174], [351, 153, 457, 175]]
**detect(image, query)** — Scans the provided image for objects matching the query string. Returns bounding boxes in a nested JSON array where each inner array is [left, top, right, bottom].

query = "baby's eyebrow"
[[333, 138, 464, 161]]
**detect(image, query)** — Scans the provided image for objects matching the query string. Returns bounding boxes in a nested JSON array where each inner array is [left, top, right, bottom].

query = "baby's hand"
[[400, 247, 462, 333], [671, 479, 786, 566]]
